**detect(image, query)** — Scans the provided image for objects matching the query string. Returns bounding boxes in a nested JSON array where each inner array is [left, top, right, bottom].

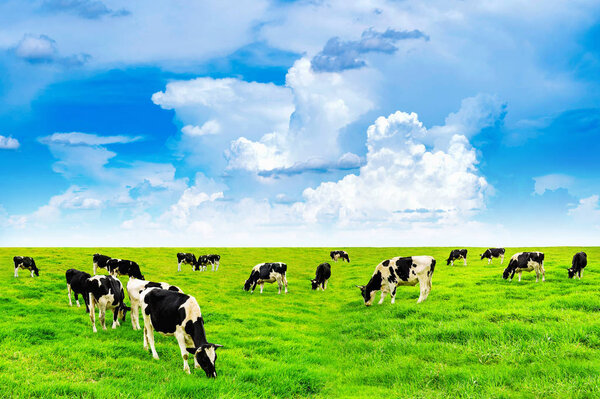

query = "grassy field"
[[1, 247, 599, 398]]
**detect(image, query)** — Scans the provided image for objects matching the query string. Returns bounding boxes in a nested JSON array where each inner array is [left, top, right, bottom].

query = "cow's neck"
[[192, 317, 209, 348]]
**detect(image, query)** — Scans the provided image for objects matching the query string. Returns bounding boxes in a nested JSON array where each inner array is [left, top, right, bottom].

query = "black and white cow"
[[480, 248, 505, 264], [446, 249, 468, 266], [243, 262, 288, 294], [13, 256, 39, 278], [140, 288, 223, 377], [106, 258, 145, 280], [356, 256, 436, 305], [502, 252, 545, 282], [66, 269, 91, 312], [194, 254, 221, 272], [330, 250, 350, 263], [568, 251, 587, 279], [311, 262, 331, 291], [92, 254, 112, 275], [177, 253, 197, 272], [86, 275, 130, 332], [127, 279, 183, 330]]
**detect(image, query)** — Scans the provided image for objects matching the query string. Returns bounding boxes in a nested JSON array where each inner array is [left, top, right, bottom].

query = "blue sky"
[[0, 0, 599, 246]]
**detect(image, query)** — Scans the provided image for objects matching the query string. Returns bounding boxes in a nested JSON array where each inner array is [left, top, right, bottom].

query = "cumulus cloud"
[[311, 28, 429, 72], [568, 195, 600, 225], [0, 135, 20, 149], [41, 0, 130, 19], [533, 174, 575, 195], [13, 34, 90, 66], [181, 120, 221, 136]]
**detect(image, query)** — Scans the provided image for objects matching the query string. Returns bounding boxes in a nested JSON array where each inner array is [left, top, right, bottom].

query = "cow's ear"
[[212, 344, 223, 349], [186, 347, 197, 354], [355, 285, 364, 289]]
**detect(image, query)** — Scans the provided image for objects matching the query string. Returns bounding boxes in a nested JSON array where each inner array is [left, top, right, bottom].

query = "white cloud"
[[533, 174, 575, 195], [181, 120, 221, 136], [0, 135, 20, 149], [41, 132, 142, 145], [568, 195, 600, 225], [14, 34, 57, 62]]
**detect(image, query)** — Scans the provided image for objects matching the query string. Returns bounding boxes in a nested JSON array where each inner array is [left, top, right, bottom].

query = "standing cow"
[[311, 263, 331, 291], [568, 252, 587, 279], [140, 288, 223, 377], [502, 252, 545, 282], [127, 279, 183, 330], [480, 248, 505, 264], [86, 275, 130, 332], [446, 249, 468, 266], [13, 256, 39, 278], [66, 269, 91, 312], [177, 253, 196, 272], [356, 256, 436, 305], [92, 254, 112, 275], [330, 250, 350, 263], [106, 258, 145, 280], [243, 262, 288, 294]]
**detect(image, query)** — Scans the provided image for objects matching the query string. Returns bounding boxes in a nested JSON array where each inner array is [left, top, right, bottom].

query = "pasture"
[[1, 247, 600, 398]]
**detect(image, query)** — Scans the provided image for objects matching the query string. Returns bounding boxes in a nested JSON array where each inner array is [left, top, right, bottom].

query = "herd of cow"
[[11, 248, 589, 378]]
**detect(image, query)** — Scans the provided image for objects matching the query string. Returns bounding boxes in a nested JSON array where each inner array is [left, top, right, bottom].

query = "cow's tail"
[[429, 258, 436, 275]]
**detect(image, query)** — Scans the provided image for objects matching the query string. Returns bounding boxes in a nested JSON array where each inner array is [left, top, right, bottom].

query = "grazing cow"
[[356, 256, 436, 305], [92, 254, 112, 275], [127, 279, 183, 330], [311, 263, 331, 291], [140, 288, 223, 377], [503, 252, 545, 282], [86, 275, 130, 332], [446, 249, 468, 266], [480, 248, 505, 264], [330, 250, 350, 263], [177, 253, 196, 272], [194, 254, 221, 272], [66, 269, 91, 312], [13, 256, 39, 278], [106, 258, 145, 280], [568, 252, 587, 279], [243, 262, 288, 294]]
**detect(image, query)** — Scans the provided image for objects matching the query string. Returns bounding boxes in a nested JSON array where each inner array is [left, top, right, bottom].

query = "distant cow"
[[66, 269, 91, 312], [568, 252, 587, 279], [503, 252, 545, 282], [311, 263, 331, 291], [140, 288, 223, 377], [244, 262, 288, 294], [127, 279, 183, 330], [356, 256, 436, 305], [480, 248, 505, 264], [13, 256, 39, 278], [106, 258, 145, 280], [195, 254, 221, 272], [93, 254, 112, 275], [177, 253, 196, 272], [86, 275, 130, 332], [447, 249, 468, 266], [330, 250, 350, 263]]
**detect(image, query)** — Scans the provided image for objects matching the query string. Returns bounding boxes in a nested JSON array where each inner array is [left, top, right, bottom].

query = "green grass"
[[1, 247, 600, 398]]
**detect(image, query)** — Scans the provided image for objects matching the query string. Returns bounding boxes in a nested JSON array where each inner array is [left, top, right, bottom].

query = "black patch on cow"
[[143, 289, 190, 334], [382, 259, 390, 267], [93, 254, 111, 270], [362, 270, 383, 302], [394, 257, 413, 282], [388, 266, 397, 283], [66, 269, 91, 312]]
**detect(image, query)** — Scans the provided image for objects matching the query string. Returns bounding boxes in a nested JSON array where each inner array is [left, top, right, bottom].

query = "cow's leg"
[[112, 308, 119, 329], [89, 294, 97, 333], [390, 285, 397, 304], [488, 258, 491, 265], [541, 262, 546, 282], [464, 258, 467, 266], [277, 278, 283, 294], [259, 282, 264, 294], [283, 276, 288, 293], [518, 271, 522, 282], [211, 262, 215, 272], [67, 284, 73, 306], [535, 268, 540, 283], [501, 255, 505, 265], [175, 330, 191, 374], [177, 261, 181, 272], [132, 301, 140, 330], [417, 276, 431, 303], [99, 304, 107, 331], [216, 260, 219, 271], [378, 290, 387, 305], [451, 260, 454, 266], [579, 269, 583, 279], [146, 324, 159, 359], [14, 267, 18, 278], [30, 269, 34, 278], [324, 279, 328, 290]]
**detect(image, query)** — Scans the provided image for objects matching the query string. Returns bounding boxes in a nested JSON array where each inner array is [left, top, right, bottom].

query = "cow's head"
[[502, 264, 515, 280], [243, 279, 252, 291], [567, 268, 576, 279], [310, 279, 319, 290], [186, 343, 223, 378], [355, 285, 376, 306], [446, 258, 452, 265], [480, 253, 486, 260], [343, 254, 350, 262], [118, 304, 131, 321], [33, 266, 40, 276]]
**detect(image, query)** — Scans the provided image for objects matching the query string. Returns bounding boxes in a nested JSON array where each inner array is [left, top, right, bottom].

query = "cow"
[[92, 254, 112, 275], [568, 251, 587, 279], [140, 288, 223, 377], [311, 262, 331, 291], [480, 248, 505, 264], [330, 250, 350, 263], [127, 279, 183, 330], [502, 252, 545, 282], [446, 249, 468, 266], [356, 256, 436, 305], [177, 253, 196, 272], [86, 275, 130, 333], [194, 254, 221, 272], [106, 258, 145, 280], [13, 256, 39, 278], [66, 269, 91, 312], [243, 262, 288, 294]]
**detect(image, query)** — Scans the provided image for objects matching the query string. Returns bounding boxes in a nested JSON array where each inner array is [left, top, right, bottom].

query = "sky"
[[0, 0, 599, 247]]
